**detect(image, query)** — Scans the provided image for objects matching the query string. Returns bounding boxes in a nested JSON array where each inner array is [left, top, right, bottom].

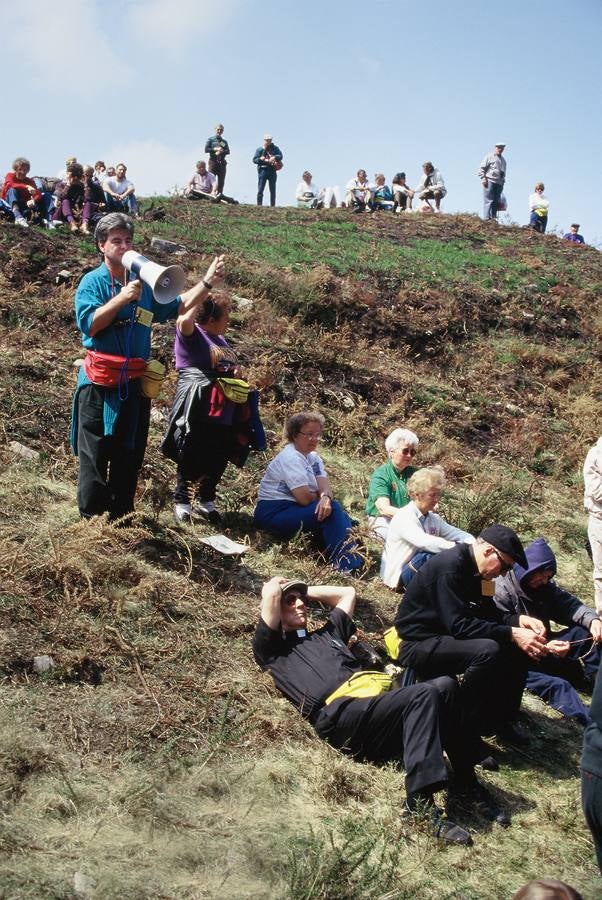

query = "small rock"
[[341, 396, 355, 410], [9, 441, 40, 461], [74, 871, 96, 897], [55, 270, 74, 285], [150, 237, 187, 255], [33, 655, 55, 673], [232, 295, 254, 310]]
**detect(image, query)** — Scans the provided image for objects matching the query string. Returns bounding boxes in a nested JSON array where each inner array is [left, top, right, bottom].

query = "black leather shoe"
[[496, 722, 529, 747], [455, 783, 511, 827], [431, 807, 473, 845]]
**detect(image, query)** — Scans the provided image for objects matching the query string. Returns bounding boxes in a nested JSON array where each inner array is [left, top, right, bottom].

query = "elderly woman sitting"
[[381, 467, 474, 590], [254, 411, 363, 573], [365, 428, 419, 540]]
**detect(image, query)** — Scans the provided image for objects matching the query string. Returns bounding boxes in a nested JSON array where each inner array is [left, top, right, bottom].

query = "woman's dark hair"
[[284, 411, 325, 443], [392, 172, 406, 183], [198, 295, 230, 325], [67, 163, 84, 179]]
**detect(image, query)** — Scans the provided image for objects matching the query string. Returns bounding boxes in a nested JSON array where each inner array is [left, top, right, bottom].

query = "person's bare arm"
[[177, 255, 226, 334], [290, 486, 319, 506], [374, 496, 397, 518], [259, 576, 288, 629], [307, 584, 356, 618]]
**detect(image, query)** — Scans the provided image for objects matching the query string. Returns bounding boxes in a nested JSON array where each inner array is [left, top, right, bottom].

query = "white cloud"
[[1, 1, 131, 96], [125, 0, 241, 52]]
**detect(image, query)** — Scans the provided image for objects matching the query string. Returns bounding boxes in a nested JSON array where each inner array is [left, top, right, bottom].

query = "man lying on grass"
[[253, 576, 511, 846]]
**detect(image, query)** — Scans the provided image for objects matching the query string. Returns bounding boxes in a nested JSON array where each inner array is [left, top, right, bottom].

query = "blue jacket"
[[253, 144, 283, 169], [494, 537, 599, 633]]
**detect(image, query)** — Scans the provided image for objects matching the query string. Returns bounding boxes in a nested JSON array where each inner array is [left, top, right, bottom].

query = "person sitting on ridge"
[[253, 576, 510, 845], [103, 163, 139, 215], [413, 161, 446, 212], [371, 173, 395, 211], [563, 223, 585, 245], [295, 170, 324, 208], [1, 156, 44, 227], [391, 172, 414, 212], [345, 169, 372, 212]]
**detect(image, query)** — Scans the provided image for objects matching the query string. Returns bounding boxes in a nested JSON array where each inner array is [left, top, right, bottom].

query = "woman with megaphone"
[[70, 211, 225, 522]]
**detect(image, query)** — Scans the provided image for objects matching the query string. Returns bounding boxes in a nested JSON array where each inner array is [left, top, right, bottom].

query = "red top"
[[2, 172, 42, 202]]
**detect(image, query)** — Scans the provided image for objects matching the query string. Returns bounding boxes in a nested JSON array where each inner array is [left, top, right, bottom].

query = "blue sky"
[[3, 0, 601, 244]]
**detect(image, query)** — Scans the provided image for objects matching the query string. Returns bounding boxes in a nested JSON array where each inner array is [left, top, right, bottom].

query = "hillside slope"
[[0, 204, 601, 898]]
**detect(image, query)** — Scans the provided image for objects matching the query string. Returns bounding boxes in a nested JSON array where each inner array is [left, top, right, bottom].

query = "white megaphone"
[[122, 251, 186, 304]]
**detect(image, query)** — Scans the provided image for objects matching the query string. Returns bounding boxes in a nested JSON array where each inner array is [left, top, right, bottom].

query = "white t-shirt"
[[295, 180, 320, 201], [257, 443, 327, 502], [380, 500, 474, 588], [105, 176, 134, 197]]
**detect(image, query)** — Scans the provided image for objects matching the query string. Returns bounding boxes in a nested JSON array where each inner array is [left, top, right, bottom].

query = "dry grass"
[[1, 205, 601, 898]]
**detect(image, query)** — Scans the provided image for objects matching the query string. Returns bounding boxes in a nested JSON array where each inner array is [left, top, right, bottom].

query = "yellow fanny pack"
[[325, 670, 394, 705], [217, 377, 250, 404], [383, 626, 402, 661], [141, 359, 167, 399]]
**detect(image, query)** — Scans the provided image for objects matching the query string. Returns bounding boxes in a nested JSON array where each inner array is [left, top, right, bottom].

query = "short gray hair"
[[385, 428, 419, 454], [94, 213, 134, 250]]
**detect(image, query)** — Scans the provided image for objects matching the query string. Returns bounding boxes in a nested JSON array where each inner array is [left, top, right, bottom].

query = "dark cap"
[[479, 524, 528, 568], [571, 223, 580, 229], [280, 580, 308, 601]]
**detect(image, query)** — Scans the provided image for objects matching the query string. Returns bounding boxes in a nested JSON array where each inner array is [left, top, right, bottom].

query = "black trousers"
[[582, 769, 602, 873], [76, 383, 150, 520], [314, 676, 473, 797], [208, 159, 227, 193], [399, 636, 528, 736], [173, 421, 234, 504]]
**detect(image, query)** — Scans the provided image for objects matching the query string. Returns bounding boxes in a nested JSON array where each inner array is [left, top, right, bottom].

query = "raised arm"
[[307, 584, 356, 618], [176, 255, 226, 332]]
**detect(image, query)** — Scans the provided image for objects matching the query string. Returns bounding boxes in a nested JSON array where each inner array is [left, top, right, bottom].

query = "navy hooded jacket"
[[494, 537, 599, 633]]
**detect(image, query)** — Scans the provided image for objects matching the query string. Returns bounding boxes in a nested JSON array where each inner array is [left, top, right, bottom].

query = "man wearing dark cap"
[[253, 576, 511, 845], [394, 525, 547, 745], [563, 223, 585, 245]]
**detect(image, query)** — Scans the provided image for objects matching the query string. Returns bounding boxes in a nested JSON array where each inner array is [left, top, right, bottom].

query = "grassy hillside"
[[0, 202, 601, 899]]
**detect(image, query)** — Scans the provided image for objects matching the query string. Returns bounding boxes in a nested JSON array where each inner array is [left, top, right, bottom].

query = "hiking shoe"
[[476, 755, 499, 772], [174, 503, 192, 524], [473, 738, 499, 771], [15, 217, 28, 228], [453, 781, 510, 827], [192, 499, 222, 523]]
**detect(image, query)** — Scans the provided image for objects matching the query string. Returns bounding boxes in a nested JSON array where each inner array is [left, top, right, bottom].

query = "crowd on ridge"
[[61, 204, 602, 861], [0, 128, 590, 243]]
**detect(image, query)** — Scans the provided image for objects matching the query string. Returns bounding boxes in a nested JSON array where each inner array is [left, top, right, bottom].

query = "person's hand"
[[261, 576, 287, 603], [546, 639, 570, 657], [315, 495, 332, 522], [518, 615, 547, 637], [120, 279, 142, 305], [511, 627, 547, 660], [482, 178, 488, 188], [27, 185, 37, 195], [26, 198, 36, 209], [205, 254, 225, 285], [590, 619, 602, 643]]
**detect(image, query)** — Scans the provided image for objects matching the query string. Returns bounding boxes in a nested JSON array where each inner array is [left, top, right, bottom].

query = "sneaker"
[[453, 782, 510, 828], [192, 499, 222, 523], [14, 217, 28, 228], [174, 503, 192, 524]]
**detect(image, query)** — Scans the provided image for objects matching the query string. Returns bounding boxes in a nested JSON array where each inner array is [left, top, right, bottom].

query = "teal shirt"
[[365, 461, 416, 517]]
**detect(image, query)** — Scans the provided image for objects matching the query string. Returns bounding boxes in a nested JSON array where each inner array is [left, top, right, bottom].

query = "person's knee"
[[470, 639, 501, 667]]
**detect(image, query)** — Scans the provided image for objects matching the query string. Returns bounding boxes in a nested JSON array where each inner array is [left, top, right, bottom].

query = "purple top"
[[175, 323, 238, 372]]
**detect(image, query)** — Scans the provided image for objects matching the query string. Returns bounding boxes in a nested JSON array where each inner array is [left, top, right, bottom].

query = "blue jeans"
[[529, 211, 547, 233], [400, 551, 435, 588], [254, 498, 362, 571], [483, 180, 503, 220], [257, 168, 276, 206], [105, 193, 139, 214]]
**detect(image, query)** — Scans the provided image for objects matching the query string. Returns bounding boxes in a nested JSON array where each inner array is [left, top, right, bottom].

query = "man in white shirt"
[[104, 163, 138, 215], [585, 438, 602, 613]]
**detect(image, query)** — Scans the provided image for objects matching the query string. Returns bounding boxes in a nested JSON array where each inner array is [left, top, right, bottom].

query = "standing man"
[[394, 525, 547, 745], [71, 212, 225, 520], [253, 134, 283, 206], [204, 123, 230, 194], [254, 577, 510, 843], [478, 143, 507, 220]]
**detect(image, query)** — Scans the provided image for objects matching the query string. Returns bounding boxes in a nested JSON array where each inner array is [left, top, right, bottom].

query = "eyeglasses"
[[299, 432, 321, 440], [493, 549, 513, 575], [398, 447, 417, 456]]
